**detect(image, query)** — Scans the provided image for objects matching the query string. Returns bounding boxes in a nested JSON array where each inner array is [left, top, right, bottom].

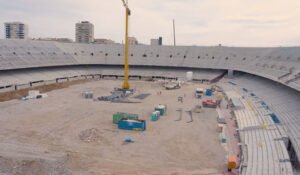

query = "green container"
[[155, 105, 167, 116], [113, 112, 139, 124], [151, 111, 160, 121]]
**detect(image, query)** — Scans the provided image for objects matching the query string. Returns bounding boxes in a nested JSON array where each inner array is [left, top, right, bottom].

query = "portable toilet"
[[155, 105, 167, 116], [151, 111, 160, 121]]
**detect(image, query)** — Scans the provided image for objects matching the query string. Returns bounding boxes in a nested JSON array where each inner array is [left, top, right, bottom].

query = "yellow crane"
[[121, 0, 131, 90]]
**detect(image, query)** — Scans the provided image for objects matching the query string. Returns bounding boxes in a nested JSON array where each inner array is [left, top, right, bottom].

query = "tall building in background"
[[75, 21, 94, 43], [151, 37, 163, 46], [5, 22, 28, 39], [128, 37, 138, 45], [158, 37, 163, 45]]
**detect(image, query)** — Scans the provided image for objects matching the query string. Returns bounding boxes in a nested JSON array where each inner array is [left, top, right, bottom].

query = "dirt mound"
[[0, 157, 72, 175], [79, 128, 103, 143], [0, 79, 90, 102]]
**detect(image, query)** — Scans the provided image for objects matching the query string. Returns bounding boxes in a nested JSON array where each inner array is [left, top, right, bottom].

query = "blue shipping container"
[[118, 119, 146, 131]]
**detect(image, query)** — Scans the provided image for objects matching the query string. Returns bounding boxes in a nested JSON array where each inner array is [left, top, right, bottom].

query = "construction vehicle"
[[195, 88, 204, 98], [202, 100, 218, 108], [165, 83, 181, 90]]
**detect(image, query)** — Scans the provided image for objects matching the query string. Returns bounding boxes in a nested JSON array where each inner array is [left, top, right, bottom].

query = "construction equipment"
[[98, 88, 135, 102], [178, 96, 183, 103], [121, 0, 131, 90], [83, 92, 93, 99], [202, 100, 218, 108], [227, 155, 237, 171], [193, 105, 203, 113], [195, 88, 204, 98], [21, 90, 48, 100], [175, 108, 183, 121], [186, 110, 193, 123], [164, 82, 181, 90]]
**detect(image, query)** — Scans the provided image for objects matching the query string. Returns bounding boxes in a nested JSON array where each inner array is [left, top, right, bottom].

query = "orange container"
[[227, 155, 237, 169]]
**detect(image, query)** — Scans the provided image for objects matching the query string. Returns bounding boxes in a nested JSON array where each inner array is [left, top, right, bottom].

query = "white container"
[[186, 71, 193, 81], [28, 90, 40, 98], [84, 92, 93, 99]]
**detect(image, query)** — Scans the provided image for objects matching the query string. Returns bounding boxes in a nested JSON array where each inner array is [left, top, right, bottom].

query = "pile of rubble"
[[79, 128, 103, 143], [0, 157, 71, 175]]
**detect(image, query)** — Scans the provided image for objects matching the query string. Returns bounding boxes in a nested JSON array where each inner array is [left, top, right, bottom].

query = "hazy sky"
[[0, 0, 300, 46]]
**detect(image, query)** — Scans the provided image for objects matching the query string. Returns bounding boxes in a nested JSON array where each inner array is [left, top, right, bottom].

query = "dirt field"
[[0, 79, 91, 102], [0, 79, 226, 175]]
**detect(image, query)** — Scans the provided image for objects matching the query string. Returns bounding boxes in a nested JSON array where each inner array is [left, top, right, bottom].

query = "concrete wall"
[[31, 81, 46, 87], [0, 86, 15, 93], [44, 80, 56, 85], [56, 78, 68, 83], [16, 83, 31, 90]]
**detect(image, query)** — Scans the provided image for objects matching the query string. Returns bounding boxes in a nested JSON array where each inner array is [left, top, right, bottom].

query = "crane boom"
[[121, 0, 131, 15], [121, 0, 127, 8]]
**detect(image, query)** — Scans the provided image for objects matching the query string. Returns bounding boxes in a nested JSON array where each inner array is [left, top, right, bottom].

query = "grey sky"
[[0, 0, 300, 46]]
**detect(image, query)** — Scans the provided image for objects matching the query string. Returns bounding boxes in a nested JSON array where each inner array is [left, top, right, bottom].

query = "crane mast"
[[121, 0, 131, 90]]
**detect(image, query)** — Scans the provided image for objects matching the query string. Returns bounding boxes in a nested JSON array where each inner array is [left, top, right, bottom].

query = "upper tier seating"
[[0, 39, 300, 91]]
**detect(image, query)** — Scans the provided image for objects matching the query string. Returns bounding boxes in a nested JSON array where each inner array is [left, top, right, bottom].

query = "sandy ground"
[[0, 79, 226, 175], [0, 79, 90, 102]]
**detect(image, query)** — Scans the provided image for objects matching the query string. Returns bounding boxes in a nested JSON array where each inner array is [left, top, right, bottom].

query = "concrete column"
[[228, 70, 234, 78]]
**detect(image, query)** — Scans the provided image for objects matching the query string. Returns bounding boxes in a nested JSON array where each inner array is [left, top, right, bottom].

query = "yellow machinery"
[[121, 0, 131, 90]]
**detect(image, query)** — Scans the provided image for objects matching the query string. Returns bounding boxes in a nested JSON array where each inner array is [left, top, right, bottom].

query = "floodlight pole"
[[173, 19, 176, 46]]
